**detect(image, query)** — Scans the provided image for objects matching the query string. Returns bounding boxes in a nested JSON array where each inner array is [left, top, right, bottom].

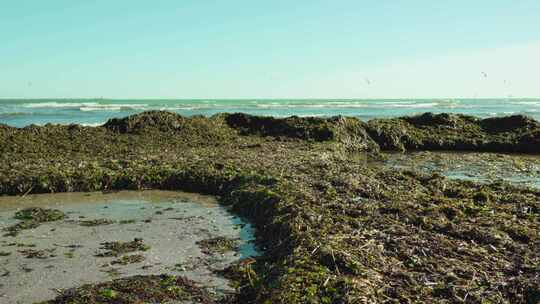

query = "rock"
[[104, 111, 184, 133], [480, 115, 538, 133]]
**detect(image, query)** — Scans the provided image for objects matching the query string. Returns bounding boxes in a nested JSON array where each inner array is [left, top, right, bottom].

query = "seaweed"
[[18, 248, 56, 259], [79, 218, 115, 226], [0, 111, 538, 303], [197, 236, 239, 255], [38, 274, 214, 304], [96, 238, 151, 257], [3, 207, 65, 236], [14, 207, 65, 222], [111, 254, 146, 265]]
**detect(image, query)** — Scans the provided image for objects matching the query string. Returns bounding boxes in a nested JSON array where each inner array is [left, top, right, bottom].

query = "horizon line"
[[0, 97, 538, 101]]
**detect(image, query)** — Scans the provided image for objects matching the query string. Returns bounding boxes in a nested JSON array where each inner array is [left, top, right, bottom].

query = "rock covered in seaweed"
[[103, 110, 186, 133], [224, 113, 379, 152], [224, 113, 334, 141], [367, 112, 540, 153]]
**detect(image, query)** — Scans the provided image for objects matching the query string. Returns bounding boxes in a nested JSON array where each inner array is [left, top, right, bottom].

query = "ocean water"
[[0, 98, 539, 127]]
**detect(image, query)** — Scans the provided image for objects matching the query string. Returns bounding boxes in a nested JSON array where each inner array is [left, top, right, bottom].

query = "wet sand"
[[0, 191, 257, 303]]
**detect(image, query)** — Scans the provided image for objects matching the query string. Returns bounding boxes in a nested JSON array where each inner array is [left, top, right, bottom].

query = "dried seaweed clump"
[[3, 207, 65, 237], [111, 254, 146, 265], [37, 274, 215, 304], [14, 207, 65, 222], [197, 236, 239, 255], [79, 218, 115, 227], [96, 238, 151, 257]]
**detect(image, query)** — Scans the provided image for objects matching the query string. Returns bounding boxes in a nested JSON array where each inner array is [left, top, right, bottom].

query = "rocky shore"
[[1, 111, 539, 303]]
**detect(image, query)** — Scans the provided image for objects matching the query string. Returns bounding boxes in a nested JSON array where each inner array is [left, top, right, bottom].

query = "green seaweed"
[[37, 274, 214, 304], [197, 236, 239, 255], [96, 238, 151, 257], [111, 254, 146, 265], [14, 207, 65, 222], [0, 111, 538, 303]]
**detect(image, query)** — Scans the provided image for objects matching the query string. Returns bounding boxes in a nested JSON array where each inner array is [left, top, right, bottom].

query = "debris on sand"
[[197, 237, 239, 255], [3, 208, 66, 237], [38, 274, 215, 304], [110, 254, 146, 265], [96, 238, 151, 257]]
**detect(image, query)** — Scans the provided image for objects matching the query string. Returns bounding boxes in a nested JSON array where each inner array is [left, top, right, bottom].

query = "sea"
[[0, 98, 539, 127]]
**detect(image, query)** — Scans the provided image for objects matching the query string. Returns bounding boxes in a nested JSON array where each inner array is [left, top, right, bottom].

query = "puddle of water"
[[0, 191, 258, 304], [379, 151, 540, 188]]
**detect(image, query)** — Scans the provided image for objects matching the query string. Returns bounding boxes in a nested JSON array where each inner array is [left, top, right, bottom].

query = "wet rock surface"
[[0, 111, 539, 303]]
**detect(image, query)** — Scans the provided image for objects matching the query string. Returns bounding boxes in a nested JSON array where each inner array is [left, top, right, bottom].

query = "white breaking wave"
[[509, 101, 540, 106], [79, 104, 149, 111], [81, 122, 105, 127], [382, 102, 440, 108], [23, 102, 149, 111], [254, 100, 459, 109], [255, 102, 369, 109], [23, 102, 101, 108]]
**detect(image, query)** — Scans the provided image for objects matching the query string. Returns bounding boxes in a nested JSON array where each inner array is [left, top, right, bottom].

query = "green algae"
[[197, 236, 239, 255], [0, 111, 538, 303], [37, 274, 214, 304], [96, 238, 151, 257], [111, 254, 146, 265], [79, 218, 115, 227], [14, 207, 65, 222], [3, 207, 66, 236]]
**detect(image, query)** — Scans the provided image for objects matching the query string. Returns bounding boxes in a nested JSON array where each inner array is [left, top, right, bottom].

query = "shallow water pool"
[[0, 190, 257, 303], [381, 151, 540, 188]]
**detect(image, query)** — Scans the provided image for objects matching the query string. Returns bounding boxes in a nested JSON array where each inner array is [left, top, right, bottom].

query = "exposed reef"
[[1, 111, 539, 303]]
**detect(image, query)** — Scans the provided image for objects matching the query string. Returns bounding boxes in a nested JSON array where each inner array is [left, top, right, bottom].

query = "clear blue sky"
[[1, 1, 539, 98]]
